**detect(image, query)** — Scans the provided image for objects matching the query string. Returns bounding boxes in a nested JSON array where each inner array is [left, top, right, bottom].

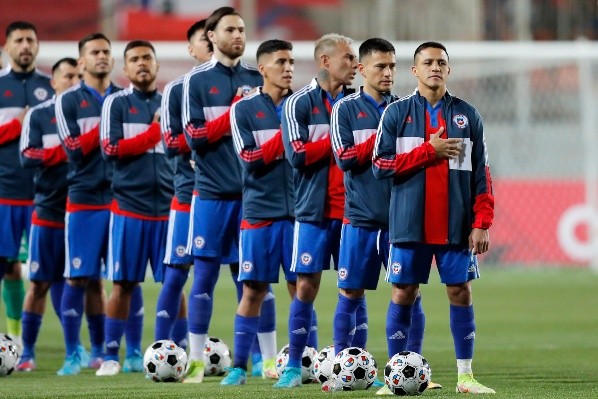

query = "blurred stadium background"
[[2, 0, 597, 270]]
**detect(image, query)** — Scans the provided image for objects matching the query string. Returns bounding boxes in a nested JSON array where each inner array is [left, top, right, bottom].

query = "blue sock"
[[255, 288, 276, 359], [21, 311, 42, 360], [231, 270, 243, 303], [406, 296, 425, 354], [87, 314, 105, 358], [60, 284, 85, 356], [172, 318, 188, 349], [125, 285, 143, 357], [450, 304, 475, 359], [352, 296, 368, 349], [386, 301, 412, 358], [155, 266, 187, 341], [307, 308, 318, 350], [188, 257, 220, 335], [288, 297, 313, 368], [49, 280, 65, 319], [233, 314, 259, 370], [104, 317, 126, 361], [333, 294, 360, 354]]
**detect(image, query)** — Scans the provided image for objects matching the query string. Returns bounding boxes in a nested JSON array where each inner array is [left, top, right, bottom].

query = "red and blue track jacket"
[[0, 67, 53, 203], [281, 78, 354, 223], [161, 76, 193, 207], [56, 81, 121, 208], [230, 87, 294, 223], [182, 58, 262, 199], [331, 87, 395, 229], [20, 97, 67, 225], [100, 87, 173, 219], [372, 90, 494, 246]]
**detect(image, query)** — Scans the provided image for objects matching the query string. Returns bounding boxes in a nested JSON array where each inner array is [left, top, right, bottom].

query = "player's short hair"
[[187, 19, 207, 42], [123, 40, 155, 59], [6, 21, 37, 39], [314, 33, 353, 61], [205, 7, 240, 34], [413, 41, 449, 63], [359, 38, 395, 61], [256, 39, 293, 62], [51, 57, 77, 74], [78, 33, 111, 55]]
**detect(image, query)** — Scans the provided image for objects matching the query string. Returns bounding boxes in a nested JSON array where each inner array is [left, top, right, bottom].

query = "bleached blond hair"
[[314, 33, 354, 61]]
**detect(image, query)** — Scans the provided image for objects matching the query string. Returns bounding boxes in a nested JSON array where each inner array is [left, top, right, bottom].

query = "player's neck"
[[10, 61, 35, 74], [262, 83, 288, 106], [84, 75, 112, 96], [419, 85, 446, 107], [363, 85, 385, 103], [132, 81, 157, 94], [317, 77, 343, 99], [214, 50, 240, 68]]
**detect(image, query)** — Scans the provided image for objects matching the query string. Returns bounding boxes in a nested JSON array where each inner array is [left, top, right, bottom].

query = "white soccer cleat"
[[456, 373, 496, 394], [95, 360, 121, 376], [375, 385, 394, 395]]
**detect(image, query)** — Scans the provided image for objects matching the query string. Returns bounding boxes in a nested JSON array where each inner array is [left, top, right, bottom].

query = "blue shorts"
[[65, 210, 110, 279], [337, 225, 387, 290], [290, 219, 341, 274], [386, 243, 480, 285], [107, 213, 168, 283], [164, 208, 193, 265], [28, 224, 65, 282], [0, 204, 33, 258], [187, 196, 240, 264], [239, 219, 296, 283]]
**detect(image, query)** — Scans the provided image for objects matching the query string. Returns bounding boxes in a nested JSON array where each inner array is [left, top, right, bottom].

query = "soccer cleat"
[[122, 350, 144, 373], [273, 367, 302, 388], [456, 373, 496, 394], [428, 380, 443, 389], [76, 345, 91, 368], [16, 357, 36, 372], [372, 379, 385, 387], [88, 357, 104, 369], [57, 352, 82, 376], [261, 357, 278, 379], [95, 360, 121, 376], [375, 384, 394, 396], [251, 360, 263, 377], [220, 367, 247, 386], [183, 360, 205, 383]]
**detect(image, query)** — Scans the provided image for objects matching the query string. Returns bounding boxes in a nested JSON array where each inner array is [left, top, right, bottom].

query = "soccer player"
[[221, 39, 296, 386], [17, 57, 79, 372], [372, 41, 495, 394], [0, 21, 53, 351], [55, 33, 121, 375], [97, 40, 172, 377], [181, 7, 264, 383], [154, 19, 212, 351], [275, 33, 358, 388]]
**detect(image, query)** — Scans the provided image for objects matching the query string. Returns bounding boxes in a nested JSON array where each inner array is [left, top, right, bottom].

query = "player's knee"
[[446, 282, 472, 306]]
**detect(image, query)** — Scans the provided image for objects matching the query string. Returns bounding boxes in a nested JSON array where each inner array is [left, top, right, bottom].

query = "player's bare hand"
[[17, 106, 30, 123], [469, 228, 489, 255], [429, 127, 462, 159], [153, 109, 161, 124]]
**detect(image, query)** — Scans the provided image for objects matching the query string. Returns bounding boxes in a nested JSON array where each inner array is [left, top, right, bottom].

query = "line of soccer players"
[[0, 5, 495, 394]]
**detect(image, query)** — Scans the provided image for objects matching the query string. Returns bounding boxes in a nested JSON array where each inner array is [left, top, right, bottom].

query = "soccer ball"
[[0, 336, 20, 377], [143, 340, 187, 382], [203, 336, 232, 376], [331, 347, 378, 390], [275, 344, 318, 383], [313, 345, 335, 383], [384, 351, 430, 395]]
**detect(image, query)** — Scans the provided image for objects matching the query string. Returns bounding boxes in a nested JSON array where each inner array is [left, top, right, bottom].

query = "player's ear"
[[358, 63, 366, 77], [411, 65, 418, 77]]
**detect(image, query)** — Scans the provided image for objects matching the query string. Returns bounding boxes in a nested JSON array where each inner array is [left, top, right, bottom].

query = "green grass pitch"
[[0, 267, 597, 398]]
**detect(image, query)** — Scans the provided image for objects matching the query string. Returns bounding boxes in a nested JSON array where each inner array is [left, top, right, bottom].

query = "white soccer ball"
[[0, 336, 19, 377], [384, 351, 430, 395], [313, 345, 335, 383], [203, 336, 232, 376], [143, 339, 187, 382], [331, 347, 378, 390], [275, 344, 318, 383]]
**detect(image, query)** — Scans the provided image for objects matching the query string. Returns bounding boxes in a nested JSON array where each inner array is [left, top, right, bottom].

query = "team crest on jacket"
[[242, 261, 253, 272], [300, 252, 312, 266], [338, 267, 348, 280], [34, 87, 49, 101], [453, 114, 468, 129], [240, 85, 253, 96], [391, 262, 401, 274]]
